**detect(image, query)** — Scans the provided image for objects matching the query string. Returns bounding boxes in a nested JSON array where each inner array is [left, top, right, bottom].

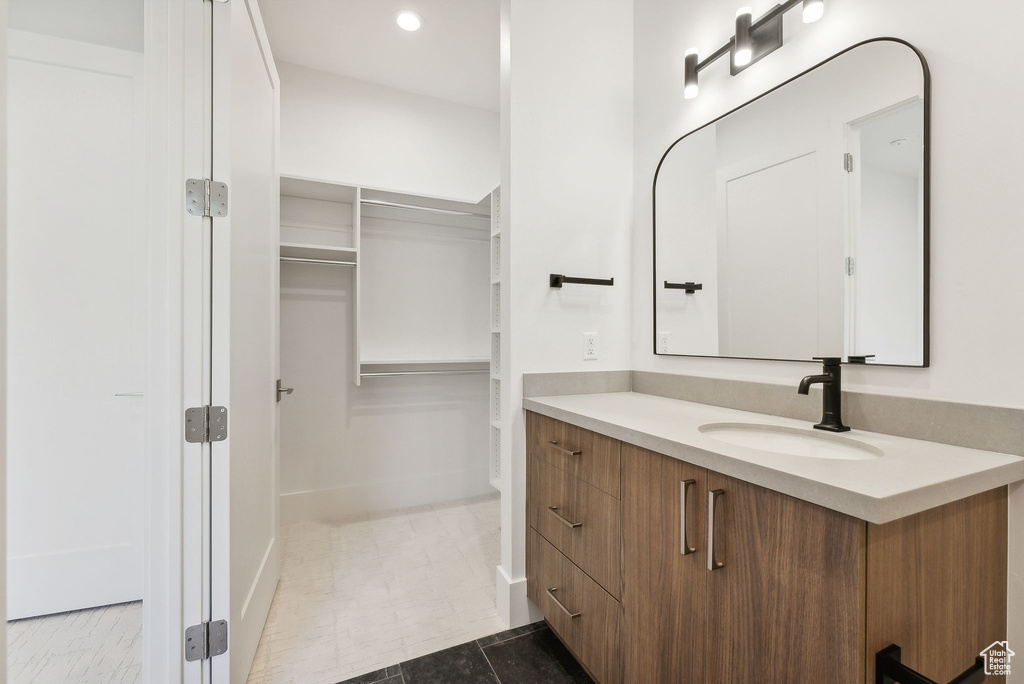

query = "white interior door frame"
[[210, 1, 281, 681], [143, 0, 212, 682]]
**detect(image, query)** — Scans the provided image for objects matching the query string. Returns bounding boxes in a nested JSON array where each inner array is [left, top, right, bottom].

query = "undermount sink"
[[698, 422, 883, 460]]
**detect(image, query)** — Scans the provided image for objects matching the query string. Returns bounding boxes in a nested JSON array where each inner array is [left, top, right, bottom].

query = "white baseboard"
[[8, 542, 143, 620], [496, 564, 542, 629], [280, 466, 493, 525]]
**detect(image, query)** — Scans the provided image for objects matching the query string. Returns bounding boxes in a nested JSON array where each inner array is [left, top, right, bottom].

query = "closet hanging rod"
[[360, 369, 489, 378], [360, 198, 490, 220], [280, 256, 356, 267]]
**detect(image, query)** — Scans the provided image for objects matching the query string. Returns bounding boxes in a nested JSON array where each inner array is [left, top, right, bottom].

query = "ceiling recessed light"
[[394, 10, 422, 32]]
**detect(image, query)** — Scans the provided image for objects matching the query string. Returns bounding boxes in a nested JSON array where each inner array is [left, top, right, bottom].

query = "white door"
[[718, 153, 821, 360], [210, 1, 281, 682], [6, 29, 145, 619]]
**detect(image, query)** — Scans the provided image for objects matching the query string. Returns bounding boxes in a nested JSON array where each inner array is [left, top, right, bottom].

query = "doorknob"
[[276, 379, 294, 402]]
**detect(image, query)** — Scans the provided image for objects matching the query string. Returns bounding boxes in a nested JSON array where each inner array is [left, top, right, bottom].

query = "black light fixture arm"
[[549, 274, 615, 289], [684, 0, 824, 99], [694, 0, 803, 74]]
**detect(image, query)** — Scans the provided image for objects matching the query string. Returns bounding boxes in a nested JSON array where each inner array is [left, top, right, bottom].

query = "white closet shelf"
[[361, 358, 488, 365], [280, 242, 358, 264], [359, 359, 489, 378]]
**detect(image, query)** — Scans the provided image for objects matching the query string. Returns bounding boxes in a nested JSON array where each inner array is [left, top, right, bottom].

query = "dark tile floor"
[[337, 622, 594, 684]]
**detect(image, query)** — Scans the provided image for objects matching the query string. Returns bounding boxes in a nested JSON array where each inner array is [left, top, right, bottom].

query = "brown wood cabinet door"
[[528, 411, 620, 498], [529, 455, 575, 556], [865, 487, 1007, 684], [621, 444, 707, 684], [528, 528, 576, 642], [705, 472, 865, 684]]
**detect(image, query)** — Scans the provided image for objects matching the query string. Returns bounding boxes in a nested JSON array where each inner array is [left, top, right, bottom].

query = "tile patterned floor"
[[7, 601, 142, 684], [338, 622, 593, 684], [247, 493, 504, 684]]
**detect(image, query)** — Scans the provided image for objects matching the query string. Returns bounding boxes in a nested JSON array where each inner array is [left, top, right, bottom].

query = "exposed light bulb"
[[684, 48, 699, 100], [802, 0, 824, 23], [733, 7, 753, 67], [394, 10, 422, 31]]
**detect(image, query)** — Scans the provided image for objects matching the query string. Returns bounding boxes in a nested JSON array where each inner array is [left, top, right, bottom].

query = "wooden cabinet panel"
[[569, 556, 622, 684], [527, 527, 576, 642], [528, 530, 622, 684], [528, 411, 620, 498], [529, 454, 622, 599], [705, 472, 865, 684], [865, 487, 1007, 684], [572, 471, 622, 599], [621, 444, 707, 684], [529, 455, 575, 556]]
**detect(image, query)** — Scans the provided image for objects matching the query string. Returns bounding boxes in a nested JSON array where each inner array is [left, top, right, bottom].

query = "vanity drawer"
[[528, 411, 621, 498], [529, 455, 622, 599], [528, 529, 622, 684]]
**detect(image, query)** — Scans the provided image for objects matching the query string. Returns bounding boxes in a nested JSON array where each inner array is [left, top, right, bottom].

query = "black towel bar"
[[664, 281, 702, 293], [549, 274, 614, 288], [875, 644, 985, 684]]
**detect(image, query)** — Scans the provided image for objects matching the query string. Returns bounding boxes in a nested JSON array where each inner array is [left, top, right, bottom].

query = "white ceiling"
[[860, 101, 924, 178], [259, 0, 500, 112]]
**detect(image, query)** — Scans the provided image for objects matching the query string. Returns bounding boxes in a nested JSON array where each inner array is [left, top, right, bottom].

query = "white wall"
[[278, 196, 493, 523], [279, 62, 499, 203], [632, 0, 1024, 673], [0, 0, 8, 670], [499, 0, 634, 625]]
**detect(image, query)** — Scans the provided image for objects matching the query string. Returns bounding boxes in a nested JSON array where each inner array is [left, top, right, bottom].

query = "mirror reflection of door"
[[718, 152, 822, 360], [845, 100, 925, 366], [7, 2, 146, 681]]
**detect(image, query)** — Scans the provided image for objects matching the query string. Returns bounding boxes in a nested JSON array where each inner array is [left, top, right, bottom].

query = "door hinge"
[[845, 256, 855, 276], [185, 406, 228, 443], [184, 620, 228, 662], [843, 153, 854, 173], [186, 179, 229, 217]]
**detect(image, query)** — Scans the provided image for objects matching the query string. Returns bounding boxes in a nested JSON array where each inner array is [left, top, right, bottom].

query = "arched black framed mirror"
[[653, 38, 930, 367]]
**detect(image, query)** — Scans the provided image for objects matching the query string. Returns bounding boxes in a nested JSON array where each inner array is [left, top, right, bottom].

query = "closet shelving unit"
[[489, 187, 505, 491], [279, 175, 494, 386]]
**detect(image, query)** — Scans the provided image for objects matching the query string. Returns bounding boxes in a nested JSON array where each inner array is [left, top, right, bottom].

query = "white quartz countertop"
[[523, 392, 1024, 524]]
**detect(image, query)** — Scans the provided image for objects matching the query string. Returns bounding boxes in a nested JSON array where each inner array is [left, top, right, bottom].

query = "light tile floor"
[[246, 493, 504, 684], [7, 601, 142, 684]]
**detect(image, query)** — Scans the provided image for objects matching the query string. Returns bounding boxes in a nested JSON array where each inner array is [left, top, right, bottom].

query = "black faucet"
[[798, 357, 850, 432]]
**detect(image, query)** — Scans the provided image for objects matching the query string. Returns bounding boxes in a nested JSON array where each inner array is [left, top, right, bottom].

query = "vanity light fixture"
[[802, 0, 825, 23], [685, 0, 825, 98], [733, 8, 754, 67], [394, 10, 422, 31], [684, 48, 700, 99]]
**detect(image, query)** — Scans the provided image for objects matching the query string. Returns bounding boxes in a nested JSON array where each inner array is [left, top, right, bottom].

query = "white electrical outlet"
[[582, 332, 598, 360], [658, 332, 670, 353]]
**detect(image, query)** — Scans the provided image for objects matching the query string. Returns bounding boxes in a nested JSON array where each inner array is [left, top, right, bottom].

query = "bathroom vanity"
[[524, 392, 1022, 684]]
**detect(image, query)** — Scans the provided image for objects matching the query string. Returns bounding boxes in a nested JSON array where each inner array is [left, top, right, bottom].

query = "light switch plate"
[[583, 332, 598, 361]]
